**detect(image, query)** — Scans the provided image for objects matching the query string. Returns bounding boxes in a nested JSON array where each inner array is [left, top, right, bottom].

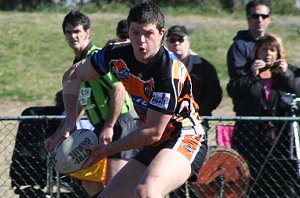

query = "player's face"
[[129, 22, 165, 64], [64, 24, 90, 52], [247, 5, 270, 38], [166, 35, 190, 60]]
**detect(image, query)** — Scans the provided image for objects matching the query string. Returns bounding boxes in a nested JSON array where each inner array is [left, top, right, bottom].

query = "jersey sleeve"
[[91, 49, 110, 76]]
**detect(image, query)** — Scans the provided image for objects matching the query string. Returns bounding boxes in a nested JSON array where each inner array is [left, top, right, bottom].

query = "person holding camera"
[[227, 34, 300, 197]]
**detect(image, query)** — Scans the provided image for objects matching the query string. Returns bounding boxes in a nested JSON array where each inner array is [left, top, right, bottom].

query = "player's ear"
[[159, 28, 165, 40], [86, 28, 91, 40]]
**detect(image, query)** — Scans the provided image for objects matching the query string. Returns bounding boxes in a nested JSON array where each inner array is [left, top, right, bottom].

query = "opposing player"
[[60, 2, 207, 197]]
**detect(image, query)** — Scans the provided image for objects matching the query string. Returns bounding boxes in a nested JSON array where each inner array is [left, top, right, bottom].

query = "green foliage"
[[1, 0, 300, 15], [0, 0, 51, 11], [270, 0, 300, 15]]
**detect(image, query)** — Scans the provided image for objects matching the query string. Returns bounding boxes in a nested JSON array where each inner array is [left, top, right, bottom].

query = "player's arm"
[[44, 104, 87, 153], [99, 82, 126, 144], [77, 107, 85, 121], [83, 109, 172, 167], [44, 118, 65, 153], [62, 57, 100, 136]]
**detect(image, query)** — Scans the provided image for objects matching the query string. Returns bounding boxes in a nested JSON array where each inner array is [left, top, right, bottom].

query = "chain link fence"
[[1, 111, 300, 197]]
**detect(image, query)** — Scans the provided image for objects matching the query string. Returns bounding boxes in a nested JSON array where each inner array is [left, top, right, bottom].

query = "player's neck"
[[74, 42, 90, 59]]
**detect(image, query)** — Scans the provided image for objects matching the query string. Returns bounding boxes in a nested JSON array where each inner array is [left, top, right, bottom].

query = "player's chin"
[[137, 51, 147, 59]]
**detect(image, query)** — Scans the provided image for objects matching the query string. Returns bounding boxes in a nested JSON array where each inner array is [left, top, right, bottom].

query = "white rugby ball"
[[53, 129, 98, 174]]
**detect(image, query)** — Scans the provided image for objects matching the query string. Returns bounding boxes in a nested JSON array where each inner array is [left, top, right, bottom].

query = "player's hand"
[[44, 121, 75, 153], [44, 131, 70, 154], [99, 126, 114, 145], [61, 118, 76, 138], [81, 144, 106, 169], [44, 136, 56, 154]]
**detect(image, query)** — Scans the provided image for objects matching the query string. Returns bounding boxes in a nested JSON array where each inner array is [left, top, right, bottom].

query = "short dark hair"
[[62, 10, 90, 34], [127, 1, 165, 31], [245, 0, 271, 16]]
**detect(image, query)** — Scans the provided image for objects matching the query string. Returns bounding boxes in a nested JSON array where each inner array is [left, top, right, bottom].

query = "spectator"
[[105, 19, 129, 47], [227, 34, 300, 197], [227, 0, 271, 79], [59, 2, 208, 198], [166, 25, 222, 116], [44, 10, 138, 198]]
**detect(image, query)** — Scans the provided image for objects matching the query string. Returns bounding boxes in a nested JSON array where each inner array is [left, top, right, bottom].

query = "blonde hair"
[[268, 33, 288, 58], [252, 33, 287, 61]]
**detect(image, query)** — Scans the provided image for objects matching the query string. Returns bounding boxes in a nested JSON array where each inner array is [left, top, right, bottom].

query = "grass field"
[[0, 11, 300, 116]]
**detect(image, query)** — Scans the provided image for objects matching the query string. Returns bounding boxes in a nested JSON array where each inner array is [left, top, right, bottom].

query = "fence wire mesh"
[[1, 115, 300, 197]]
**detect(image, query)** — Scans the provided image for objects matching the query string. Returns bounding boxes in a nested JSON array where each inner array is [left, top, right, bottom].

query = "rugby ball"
[[53, 129, 98, 174]]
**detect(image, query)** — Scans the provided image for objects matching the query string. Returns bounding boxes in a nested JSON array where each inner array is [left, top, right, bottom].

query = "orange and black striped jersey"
[[91, 42, 204, 145]]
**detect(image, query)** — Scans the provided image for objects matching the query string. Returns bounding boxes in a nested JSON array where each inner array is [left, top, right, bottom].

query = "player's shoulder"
[[161, 46, 183, 67], [163, 45, 177, 60], [102, 42, 132, 61], [105, 41, 131, 52], [160, 47, 188, 79]]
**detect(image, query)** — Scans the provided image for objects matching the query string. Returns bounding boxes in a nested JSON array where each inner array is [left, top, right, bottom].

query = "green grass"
[[0, 9, 299, 104]]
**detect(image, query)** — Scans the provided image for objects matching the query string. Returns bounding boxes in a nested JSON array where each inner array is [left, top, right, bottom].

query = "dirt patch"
[[0, 101, 50, 116], [212, 97, 234, 116]]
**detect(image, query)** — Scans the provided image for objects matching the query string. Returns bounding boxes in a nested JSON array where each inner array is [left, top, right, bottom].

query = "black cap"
[[166, 25, 189, 37], [116, 19, 128, 37]]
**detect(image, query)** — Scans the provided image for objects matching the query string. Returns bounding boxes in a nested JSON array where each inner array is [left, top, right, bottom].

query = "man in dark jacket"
[[166, 25, 222, 116], [227, 0, 271, 79]]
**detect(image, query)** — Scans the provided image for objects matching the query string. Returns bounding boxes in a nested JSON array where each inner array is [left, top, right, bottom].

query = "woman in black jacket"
[[227, 34, 300, 197]]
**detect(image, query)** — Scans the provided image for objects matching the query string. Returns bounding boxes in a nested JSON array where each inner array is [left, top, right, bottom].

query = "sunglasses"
[[249, 14, 270, 19], [168, 37, 185, 43]]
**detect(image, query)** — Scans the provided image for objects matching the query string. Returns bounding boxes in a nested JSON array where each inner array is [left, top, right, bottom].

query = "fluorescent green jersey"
[[76, 43, 132, 125]]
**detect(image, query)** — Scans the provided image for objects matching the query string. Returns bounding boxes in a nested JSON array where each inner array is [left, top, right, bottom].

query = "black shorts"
[[94, 112, 140, 160], [133, 125, 208, 182]]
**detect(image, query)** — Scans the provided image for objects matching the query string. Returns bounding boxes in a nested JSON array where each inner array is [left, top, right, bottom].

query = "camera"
[[272, 60, 281, 68], [281, 93, 300, 112], [281, 93, 296, 106]]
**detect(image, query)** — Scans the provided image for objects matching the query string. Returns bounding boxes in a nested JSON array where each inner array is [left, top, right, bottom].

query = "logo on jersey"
[[78, 87, 91, 106], [118, 68, 129, 80], [182, 143, 192, 153], [131, 96, 149, 122], [144, 83, 153, 97], [150, 92, 170, 110], [110, 59, 130, 81]]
